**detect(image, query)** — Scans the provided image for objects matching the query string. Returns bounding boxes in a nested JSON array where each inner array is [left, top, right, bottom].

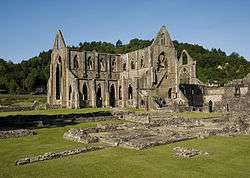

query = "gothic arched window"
[[73, 55, 79, 69]]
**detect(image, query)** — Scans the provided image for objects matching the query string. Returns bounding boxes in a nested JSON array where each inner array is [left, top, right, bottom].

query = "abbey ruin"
[[47, 26, 250, 113]]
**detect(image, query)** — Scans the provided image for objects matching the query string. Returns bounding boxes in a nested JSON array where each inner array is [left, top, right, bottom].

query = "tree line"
[[0, 39, 249, 94]]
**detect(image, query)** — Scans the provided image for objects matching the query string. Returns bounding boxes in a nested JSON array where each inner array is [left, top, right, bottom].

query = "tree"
[[115, 40, 123, 47]]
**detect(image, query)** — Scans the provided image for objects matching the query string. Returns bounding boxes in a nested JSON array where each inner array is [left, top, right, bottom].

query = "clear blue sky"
[[1, 0, 250, 62]]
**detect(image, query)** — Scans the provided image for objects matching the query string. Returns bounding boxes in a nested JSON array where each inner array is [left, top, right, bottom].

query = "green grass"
[[0, 94, 47, 106], [175, 112, 224, 119], [124, 107, 146, 112], [0, 121, 250, 178], [0, 108, 110, 117]]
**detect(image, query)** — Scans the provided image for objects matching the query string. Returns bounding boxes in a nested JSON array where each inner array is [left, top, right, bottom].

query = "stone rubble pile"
[[16, 146, 104, 165], [63, 112, 250, 150], [0, 129, 35, 139], [173, 147, 208, 158]]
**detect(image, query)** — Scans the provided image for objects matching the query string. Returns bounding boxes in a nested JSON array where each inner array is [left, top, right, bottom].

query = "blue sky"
[[1, 0, 250, 62]]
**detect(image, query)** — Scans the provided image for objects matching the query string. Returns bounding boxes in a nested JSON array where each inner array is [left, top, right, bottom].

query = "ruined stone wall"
[[48, 27, 201, 110]]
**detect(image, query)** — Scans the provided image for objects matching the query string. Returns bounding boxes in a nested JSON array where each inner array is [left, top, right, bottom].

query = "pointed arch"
[[128, 84, 133, 99], [209, 100, 213, 112], [168, 88, 172, 99], [82, 83, 88, 101], [56, 56, 62, 100], [73, 55, 79, 69], [157, 52, 167, 71], [119, 85, 122, 100], [131, 61, 135, 70], [109, 84, 116, 107], [96, 83, 102, 107], [180, 50, 190, 65], [87, 56, 94, 70], [68, 85, 72, 100]]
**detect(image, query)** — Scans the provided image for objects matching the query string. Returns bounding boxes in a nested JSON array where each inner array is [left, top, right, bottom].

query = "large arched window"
[[56, 57, 62, 100], [73, 55, 79, 69], [182, 52, 188, 65], [82, 83, 88, 101], [160, 33, 165, 46], [157, 52, 167, 71], [128, 84, 133, 99]]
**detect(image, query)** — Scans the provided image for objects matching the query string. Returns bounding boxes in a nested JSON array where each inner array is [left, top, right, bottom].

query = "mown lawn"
[[0, 121, 250, 178], [0, 95, 47, 106], [175, 111, 224, 119], [0, 108, 110, 117]]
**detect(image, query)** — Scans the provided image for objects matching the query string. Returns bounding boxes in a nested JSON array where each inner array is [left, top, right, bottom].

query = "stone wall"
[[16, 146, 104, 165], [0, 129, 35, 139]]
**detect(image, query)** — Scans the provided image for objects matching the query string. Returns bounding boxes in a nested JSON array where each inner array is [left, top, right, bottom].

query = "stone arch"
[[99, 57, 105, 71], [168, 88, 172, 99], [96, 83, 102, 107], [128, 84, 133, 99], [160, 33, 165, 46], [235, 85, 240, 97], [109, 84, 116, 107], [119, 85, 122, 100], [56, 56, 62, 100], [157, 52, 167, 71], [87, 56, 93, 70], [68, 85, 72, 101], [180, 50, 190, 65], [123, 62, 127, 71], [111, 58, 116, 71], [82, 83, 88, 101], [140, 57, 144, 68], [131, 61, 135, 70], [209, 100, 213, 112], [73, 55, 79, 69]]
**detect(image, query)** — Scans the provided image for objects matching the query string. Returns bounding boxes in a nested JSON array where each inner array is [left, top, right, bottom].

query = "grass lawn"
[[0, 95, 47, 106], [175, 111, 224, 119], [0, 121, 250, 178], [0, 108, 110, 117]]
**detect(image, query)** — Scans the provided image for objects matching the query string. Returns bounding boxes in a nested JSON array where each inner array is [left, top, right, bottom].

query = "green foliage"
[[1, 38, 250, 94], [0, 50, 51, 94], [173, 40, 250, 85]]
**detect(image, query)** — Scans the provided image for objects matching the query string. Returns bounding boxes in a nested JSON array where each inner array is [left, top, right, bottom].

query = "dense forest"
[[1, 39, 250, 94]]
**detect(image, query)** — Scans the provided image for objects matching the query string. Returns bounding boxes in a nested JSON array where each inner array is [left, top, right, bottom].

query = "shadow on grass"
[[0, 111, 113, 130]]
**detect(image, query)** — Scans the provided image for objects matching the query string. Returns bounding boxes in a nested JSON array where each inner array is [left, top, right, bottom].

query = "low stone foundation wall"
[[0, 129, 35, 139], [173, 147, 209, 158], [16, 146, 104, 165], [0, 106, 34, 112]]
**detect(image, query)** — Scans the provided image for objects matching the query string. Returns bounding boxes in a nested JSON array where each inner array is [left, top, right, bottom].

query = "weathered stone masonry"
[[47, 26, 199, 109]]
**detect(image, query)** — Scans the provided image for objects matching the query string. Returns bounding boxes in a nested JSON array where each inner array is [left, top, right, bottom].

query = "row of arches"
[[76, 83, 134, 107], [71, 55, 117, 71]]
